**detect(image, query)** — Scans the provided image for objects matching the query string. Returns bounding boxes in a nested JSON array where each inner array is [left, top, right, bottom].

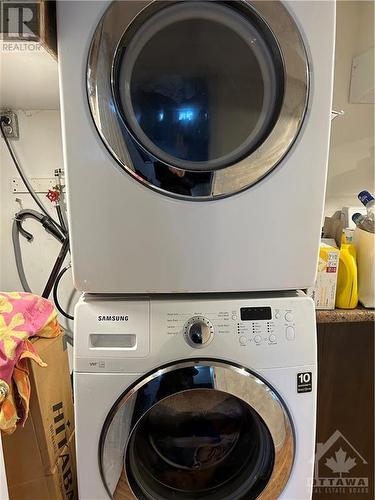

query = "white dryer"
[[57, 0, 335, 294], [74, 292, 317, 499]]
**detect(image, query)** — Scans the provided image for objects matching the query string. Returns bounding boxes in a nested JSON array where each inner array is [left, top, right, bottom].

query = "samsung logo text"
[[98, 315, 129, 322]]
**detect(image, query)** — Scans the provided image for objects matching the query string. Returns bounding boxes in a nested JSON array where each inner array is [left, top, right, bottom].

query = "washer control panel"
[[75, 293, 316, 372], [184, 316, 214, 348], [236, 306, 296, 346], [166, 304, 297, 348]]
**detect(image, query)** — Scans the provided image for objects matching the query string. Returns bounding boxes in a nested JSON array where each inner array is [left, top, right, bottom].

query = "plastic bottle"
[[352, 213, 375, 234], [342, 228, 354, 244], [335, 242, 358, 309], [358, 190, 375, 221]]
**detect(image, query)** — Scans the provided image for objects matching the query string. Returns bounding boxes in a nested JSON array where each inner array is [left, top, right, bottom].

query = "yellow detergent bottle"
[[335, 233, 358, 309]]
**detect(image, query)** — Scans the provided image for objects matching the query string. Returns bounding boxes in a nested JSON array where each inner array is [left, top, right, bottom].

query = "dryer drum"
[[87, 0, 309, 200], [99, 361, 295, 499]]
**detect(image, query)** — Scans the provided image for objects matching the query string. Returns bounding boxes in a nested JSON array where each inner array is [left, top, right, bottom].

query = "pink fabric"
[[0, 292, 58, 385], [0, 292, 61, 433]]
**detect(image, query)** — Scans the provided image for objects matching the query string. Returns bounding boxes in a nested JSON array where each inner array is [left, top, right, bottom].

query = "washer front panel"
[[87, 0, 309, 199], [99, 360, 294, 499]]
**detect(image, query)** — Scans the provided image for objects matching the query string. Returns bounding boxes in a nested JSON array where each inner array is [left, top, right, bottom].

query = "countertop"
[[316, 307, 375, 323]]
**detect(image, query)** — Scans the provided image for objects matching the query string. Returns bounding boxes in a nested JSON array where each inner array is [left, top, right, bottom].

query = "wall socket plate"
[[11, 177, 56, 193], [0, 110, 19, 139]]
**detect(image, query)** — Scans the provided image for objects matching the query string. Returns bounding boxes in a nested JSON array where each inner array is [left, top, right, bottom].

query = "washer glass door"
[[99, 361, 294, 499], [88, 0, 309, 199]]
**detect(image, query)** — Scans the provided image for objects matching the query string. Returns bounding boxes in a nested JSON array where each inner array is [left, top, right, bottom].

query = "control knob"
[[184, 316, 214, 348]]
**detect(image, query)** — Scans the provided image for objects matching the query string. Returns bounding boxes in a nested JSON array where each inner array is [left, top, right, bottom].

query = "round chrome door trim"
[[99, 359, 295, 499], [87, 0, 309, 199]]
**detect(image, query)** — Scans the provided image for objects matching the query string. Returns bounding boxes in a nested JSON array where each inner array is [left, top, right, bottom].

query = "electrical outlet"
[[0, 110, 19, 139]]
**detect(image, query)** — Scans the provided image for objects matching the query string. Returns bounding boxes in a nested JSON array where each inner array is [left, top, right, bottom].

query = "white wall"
[[0, 110, 78, 341], [324, 0, 374, 216], [0, 435, 8, 500], [0, 42, 59, 109]]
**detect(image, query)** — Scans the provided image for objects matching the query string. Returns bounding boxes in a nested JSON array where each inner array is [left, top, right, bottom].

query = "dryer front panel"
[[99, 360, 294, 499], [57, 0, 335, 293], [88, 0, 308, 199]]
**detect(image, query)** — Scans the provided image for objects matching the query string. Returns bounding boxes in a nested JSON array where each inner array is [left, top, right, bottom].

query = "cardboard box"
[[2, 335, 77, 500], [307, 239, 340, 310]]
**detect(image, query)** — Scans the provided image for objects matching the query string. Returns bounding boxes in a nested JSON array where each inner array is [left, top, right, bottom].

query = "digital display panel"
[[240, 307, 272, 321]]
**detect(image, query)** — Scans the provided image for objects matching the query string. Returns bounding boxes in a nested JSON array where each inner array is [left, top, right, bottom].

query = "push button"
[[254, 335, 262, 344], [286, 326, 295, 341], [285, 312, 293, 322], [239, 335, 248, 346]]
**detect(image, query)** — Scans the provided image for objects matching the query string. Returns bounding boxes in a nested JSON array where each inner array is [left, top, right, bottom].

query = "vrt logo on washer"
[[97, 315, 129, 321]]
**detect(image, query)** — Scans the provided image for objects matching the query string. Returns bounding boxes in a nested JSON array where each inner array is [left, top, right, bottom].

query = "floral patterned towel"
[[0, 292, 61, 434]]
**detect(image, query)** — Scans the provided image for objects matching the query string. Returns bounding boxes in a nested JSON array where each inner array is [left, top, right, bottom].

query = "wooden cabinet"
[[0, 0, 57, 57], [314, 311, 374, 499], [39, 0, 57, 58]]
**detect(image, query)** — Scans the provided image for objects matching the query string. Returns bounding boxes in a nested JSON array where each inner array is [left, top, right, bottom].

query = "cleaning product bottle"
[[358, 190, 375, 221], [352, 212, 375, 234], [335, 234, 358, 309]]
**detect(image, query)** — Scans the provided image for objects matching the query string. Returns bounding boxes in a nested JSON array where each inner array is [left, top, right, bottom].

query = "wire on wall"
[[1, 114, 75, 326]]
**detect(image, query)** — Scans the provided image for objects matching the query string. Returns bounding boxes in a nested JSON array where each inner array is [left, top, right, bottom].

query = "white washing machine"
[[57, 0, 335, 294], [74, 291, 317, 499]]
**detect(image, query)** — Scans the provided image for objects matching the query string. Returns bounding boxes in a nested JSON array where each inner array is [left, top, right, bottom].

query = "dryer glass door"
[[116, 2, 282, 172], [88, 0, 309, 199], [100, 361, 294, 499]]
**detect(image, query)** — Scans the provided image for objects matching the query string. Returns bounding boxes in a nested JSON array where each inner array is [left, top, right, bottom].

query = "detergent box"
[[307, 239, 340, 310], [2, 334, 77, 500]]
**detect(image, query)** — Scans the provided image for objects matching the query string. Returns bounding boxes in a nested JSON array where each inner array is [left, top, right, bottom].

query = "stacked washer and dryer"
[[57, 1, 335, 499]]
